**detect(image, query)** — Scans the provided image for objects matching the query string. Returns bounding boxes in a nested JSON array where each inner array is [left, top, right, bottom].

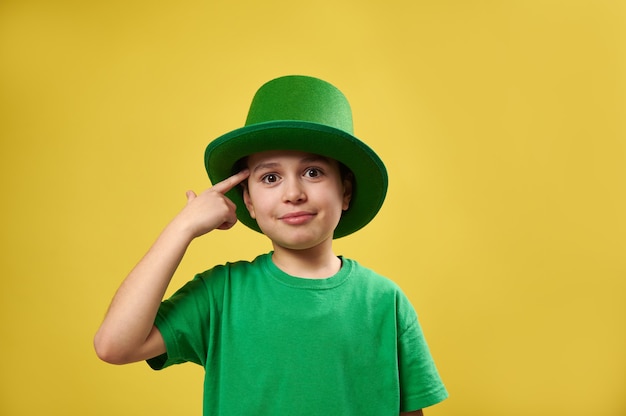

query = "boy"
[[94, 75, 448, 415]]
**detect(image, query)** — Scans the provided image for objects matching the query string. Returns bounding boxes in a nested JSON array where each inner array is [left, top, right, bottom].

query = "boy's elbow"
[[94, 325, 164, 364], [93, 331, 131, 365]]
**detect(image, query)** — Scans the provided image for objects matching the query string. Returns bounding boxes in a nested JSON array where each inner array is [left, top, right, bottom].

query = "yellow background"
[[1, 0, 625, 415]]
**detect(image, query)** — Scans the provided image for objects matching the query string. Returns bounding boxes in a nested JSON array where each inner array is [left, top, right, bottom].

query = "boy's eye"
[[261, 174, 279, 184], [305, 168, 322, 178]]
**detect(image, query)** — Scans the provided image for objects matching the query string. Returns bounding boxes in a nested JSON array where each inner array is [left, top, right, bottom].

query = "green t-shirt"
[[148, 253, 447, 415]]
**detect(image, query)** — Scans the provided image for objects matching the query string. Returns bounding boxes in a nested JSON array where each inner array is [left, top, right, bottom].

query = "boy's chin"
[[266, 233, 334, 252]]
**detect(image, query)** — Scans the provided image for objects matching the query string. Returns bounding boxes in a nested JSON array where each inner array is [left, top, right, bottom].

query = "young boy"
[[94, 75, 448, 415]]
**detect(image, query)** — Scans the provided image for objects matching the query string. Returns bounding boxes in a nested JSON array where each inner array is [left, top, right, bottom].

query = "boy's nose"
[[282, 179, 306, 203]]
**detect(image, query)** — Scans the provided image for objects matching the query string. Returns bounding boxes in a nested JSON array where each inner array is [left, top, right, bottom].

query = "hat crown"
[[245, 75, 354, 134]]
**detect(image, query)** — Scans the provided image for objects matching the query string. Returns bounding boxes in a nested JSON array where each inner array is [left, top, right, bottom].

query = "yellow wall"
[[1, 1, 624, 415]]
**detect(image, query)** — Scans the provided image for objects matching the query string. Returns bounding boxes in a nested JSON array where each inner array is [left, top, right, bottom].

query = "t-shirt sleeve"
[[147, 268, 225, 370], [397, 294, 448, 411]]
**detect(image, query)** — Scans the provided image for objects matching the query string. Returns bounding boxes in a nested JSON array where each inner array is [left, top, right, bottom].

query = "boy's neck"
[[271, 242, 341, 279]]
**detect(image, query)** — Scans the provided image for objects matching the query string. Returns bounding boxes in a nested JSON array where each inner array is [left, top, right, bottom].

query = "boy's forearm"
[[94, 220, 194, 364]]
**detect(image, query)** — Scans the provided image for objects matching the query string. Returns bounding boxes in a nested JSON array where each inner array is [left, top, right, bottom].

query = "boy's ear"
[[242, 184, 256, 219], [342, 174, 353, 212]]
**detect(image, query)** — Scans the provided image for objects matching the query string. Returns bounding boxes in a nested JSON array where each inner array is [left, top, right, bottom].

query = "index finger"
[[211, 169, 250, 194]]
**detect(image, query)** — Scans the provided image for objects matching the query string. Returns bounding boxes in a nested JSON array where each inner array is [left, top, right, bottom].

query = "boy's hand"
[[175, 169, 250, 238]]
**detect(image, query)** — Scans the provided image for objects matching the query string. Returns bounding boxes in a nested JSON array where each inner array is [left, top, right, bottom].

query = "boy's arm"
[[93, 170, 249, 365]]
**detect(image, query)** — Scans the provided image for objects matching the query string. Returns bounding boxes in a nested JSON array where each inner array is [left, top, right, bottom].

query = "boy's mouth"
[[278, 211, 316, 225]]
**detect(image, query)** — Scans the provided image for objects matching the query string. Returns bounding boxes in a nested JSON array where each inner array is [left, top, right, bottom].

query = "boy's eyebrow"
[[251, 162, 280, 174], [251, 155, 332, 174]]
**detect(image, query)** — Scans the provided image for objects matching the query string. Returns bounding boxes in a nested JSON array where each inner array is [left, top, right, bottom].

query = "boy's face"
[[242, 150, 352, 251]]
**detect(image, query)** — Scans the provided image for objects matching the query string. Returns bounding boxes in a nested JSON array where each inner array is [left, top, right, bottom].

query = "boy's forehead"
[[245, 150, 338, 168]]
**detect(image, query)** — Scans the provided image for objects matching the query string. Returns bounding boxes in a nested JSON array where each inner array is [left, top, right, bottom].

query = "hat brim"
[[205, 120, 388, 238]]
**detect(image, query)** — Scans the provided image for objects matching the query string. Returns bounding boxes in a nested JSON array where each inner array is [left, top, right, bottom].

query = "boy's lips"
[[278, 211, 316, 225]]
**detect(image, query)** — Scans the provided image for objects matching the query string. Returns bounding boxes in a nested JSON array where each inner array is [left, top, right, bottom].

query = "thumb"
[[185, 190, 197, 202]]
